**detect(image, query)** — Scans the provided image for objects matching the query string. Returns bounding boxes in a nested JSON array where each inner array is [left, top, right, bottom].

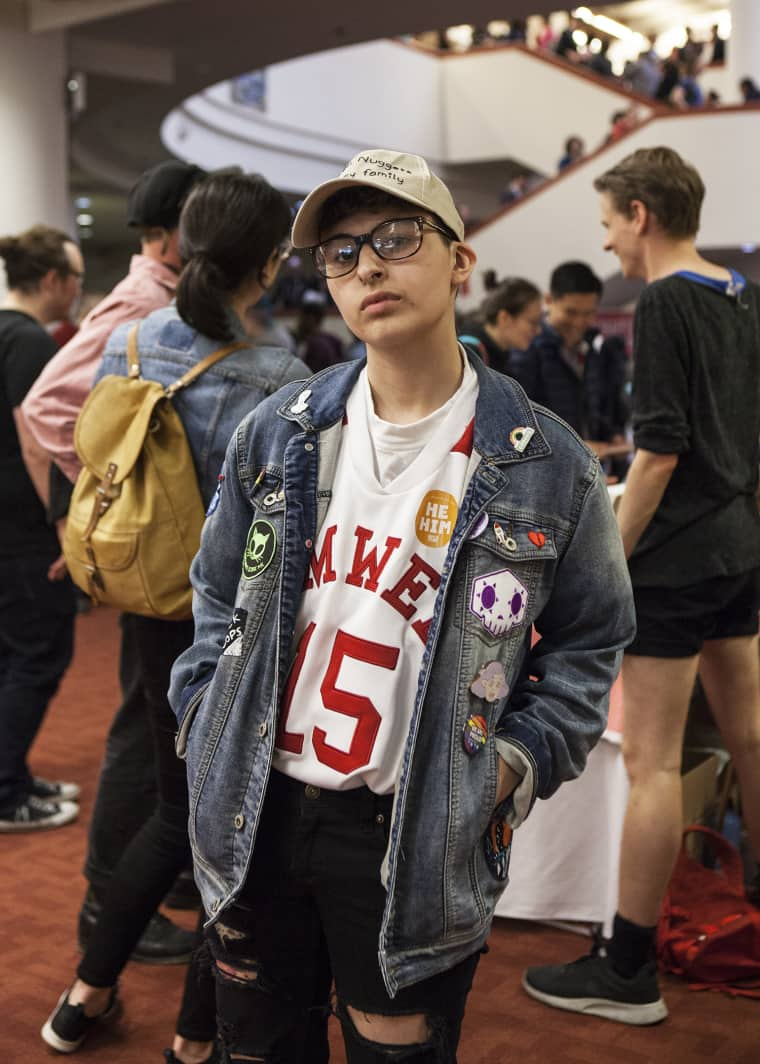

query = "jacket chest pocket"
[[456, 516, 559, 647]]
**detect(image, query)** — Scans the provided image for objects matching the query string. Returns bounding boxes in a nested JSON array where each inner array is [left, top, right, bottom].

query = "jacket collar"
[[276, 348, 550, 465]]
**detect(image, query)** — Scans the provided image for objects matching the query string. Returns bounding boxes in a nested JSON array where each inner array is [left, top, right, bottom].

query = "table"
[[495, 679, 627, 935]]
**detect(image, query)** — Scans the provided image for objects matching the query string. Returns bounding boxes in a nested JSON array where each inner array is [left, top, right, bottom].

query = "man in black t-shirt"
[[0, 225, 83, 832], [524, 147, 760, 1024]]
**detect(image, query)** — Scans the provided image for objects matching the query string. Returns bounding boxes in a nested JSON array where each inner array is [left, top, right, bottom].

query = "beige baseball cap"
[[291, 149, 465, 248]]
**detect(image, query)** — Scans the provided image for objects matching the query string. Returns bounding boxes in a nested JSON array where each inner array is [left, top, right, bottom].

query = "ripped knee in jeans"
[[337, 999, 444, 1061]]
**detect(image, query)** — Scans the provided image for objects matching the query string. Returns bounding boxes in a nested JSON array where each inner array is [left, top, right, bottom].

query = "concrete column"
[[0, 24, 69, 237]]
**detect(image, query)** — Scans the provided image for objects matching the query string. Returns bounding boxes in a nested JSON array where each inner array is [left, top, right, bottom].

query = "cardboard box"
[[681, 748, 722, 858]]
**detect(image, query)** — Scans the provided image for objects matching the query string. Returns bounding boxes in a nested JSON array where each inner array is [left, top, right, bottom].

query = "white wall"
[[442, 49, 649, 173], [162, 41, 647, 188], [162, 40, 443, 193], [462, 109, 760, 308]]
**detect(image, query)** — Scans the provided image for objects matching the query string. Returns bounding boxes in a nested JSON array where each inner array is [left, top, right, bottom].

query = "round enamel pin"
[[462, 714, 488, 755]]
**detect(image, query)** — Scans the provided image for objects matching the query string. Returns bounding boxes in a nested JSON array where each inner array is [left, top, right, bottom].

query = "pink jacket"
[[21, 254, 177, 482]]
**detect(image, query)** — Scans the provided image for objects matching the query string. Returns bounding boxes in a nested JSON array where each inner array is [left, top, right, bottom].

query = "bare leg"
[[170, 1036, 216, 1063], [618, 653, 699, 926], [698, 635, 760, 859], [67, 979, 113, 1017]]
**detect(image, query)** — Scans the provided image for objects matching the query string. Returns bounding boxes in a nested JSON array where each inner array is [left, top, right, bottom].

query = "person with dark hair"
[[740, 76, 760, 102], [587, 37, 613, 78], [522, 261, 626, 442], [525, 145, 760, 1025], [42, 171, 308, 1060], [655, 46, 682, 103], [0, 226, 82, 832], [20, 160, 206, 968], [291, 291, 345, 373], [555, 14, 581, 61], [168, 148, 634, 1062], [558, 135, 585, 172], [459, 277, 542, 378]]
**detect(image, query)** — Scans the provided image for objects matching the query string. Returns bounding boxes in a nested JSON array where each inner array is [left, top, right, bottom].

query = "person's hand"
[[47, 553, 68, 581], [495, 757, 521, 808]]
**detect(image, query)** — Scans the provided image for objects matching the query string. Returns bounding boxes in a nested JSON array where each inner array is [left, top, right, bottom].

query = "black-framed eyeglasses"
[[311, 216, 454, 278]]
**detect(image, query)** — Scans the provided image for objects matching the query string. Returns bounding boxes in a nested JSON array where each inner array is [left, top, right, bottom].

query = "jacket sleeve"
[[494, 458, 635, 806], [168, 422, 253, 726]]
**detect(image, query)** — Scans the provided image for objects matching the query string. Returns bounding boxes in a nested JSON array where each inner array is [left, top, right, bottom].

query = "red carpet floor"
[[1, 608, 757, 1063]]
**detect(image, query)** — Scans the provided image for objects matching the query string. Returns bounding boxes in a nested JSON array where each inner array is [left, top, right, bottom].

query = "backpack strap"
[[127, 324, 142, 379], [125, 323, 248, 396], [165, 340, 249, 397]]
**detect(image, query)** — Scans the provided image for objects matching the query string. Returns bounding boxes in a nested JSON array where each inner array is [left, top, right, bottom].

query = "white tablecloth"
[[495, 729, 628, 935]]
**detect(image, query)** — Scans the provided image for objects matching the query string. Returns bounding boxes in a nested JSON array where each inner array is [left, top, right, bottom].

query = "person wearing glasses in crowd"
[[42, 171, 307, 1062], [167, 148, 634, 1061], [0, 226, 83, 833]]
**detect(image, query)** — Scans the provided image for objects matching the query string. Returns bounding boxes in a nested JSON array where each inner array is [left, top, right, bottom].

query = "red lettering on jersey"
[[312, 629, 399, 773], [345, 526, 402, 592], [381, 553, 441, 619], [451, 417, 475, 456], [411, 617, 431, 646], [304, 524, 338, 590]]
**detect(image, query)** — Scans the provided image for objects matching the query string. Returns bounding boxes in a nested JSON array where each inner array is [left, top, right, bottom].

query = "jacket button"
[[375, 813, 385, 825], [258, 722, 268, 737], [305, 539, 313, 549], [234, 813, 245, 830], [304, 442, 314, 452], [304, 784, 320, 800]]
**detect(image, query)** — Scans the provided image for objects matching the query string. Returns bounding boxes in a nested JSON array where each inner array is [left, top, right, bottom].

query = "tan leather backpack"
[[63, 324, 245, 620]]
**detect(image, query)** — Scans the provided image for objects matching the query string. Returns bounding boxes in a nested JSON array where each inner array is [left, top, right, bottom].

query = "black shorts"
[[627, 567, 760, 658]]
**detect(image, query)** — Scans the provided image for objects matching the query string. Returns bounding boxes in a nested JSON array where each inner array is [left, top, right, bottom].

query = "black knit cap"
[[126, 160, 206, 229]]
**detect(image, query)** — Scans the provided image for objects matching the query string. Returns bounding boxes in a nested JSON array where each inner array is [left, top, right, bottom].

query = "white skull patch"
[[469, 569, 528, 638]]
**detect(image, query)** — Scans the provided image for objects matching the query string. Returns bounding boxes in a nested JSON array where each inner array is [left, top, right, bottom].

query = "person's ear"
[[630, 199, 649, 235], [451, 242, 476, 289], [260, 246, 283, 291]]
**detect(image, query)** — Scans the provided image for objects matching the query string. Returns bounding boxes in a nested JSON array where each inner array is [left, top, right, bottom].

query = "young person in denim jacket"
[[42, 172, 307, 1063], [169, 149, 635, 1063]]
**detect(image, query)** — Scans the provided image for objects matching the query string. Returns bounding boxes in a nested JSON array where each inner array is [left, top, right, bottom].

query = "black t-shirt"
[[0, 310, 59, 556], [629, 273, 760, 587]]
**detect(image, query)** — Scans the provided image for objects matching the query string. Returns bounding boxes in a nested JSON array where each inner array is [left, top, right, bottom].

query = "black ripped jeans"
[[207, 770, 481, 1063]]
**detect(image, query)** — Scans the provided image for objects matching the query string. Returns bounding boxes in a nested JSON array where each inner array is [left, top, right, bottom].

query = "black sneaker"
[[41, 986, 120, 1052], [78, 889, 200, 965], [30, 776, 81, 802], [0, 794, 78, 833], [523, 944, 668, 1026]]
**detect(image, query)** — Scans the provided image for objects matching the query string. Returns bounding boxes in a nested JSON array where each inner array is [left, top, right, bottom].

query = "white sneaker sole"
[[40, 988, 121, 1052], [522, 973, 669, 1026], [0, 800, 79, 833], [41, 990, 84, 1052]]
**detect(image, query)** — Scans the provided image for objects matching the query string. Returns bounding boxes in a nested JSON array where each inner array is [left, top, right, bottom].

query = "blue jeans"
[[0, 554, 75, 813]]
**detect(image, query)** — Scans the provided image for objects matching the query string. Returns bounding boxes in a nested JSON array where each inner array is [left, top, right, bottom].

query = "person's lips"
[[360, 291, 401, 312]]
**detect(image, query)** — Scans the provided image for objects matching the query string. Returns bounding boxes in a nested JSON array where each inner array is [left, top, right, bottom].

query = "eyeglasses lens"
[[316, 218, 423, 278]]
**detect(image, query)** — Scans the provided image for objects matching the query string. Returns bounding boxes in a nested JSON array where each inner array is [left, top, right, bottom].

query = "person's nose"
[[355, 241, 386, 283]]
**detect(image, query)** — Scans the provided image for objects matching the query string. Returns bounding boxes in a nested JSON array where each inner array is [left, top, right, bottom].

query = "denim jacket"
[[169, 352, 635, 995], [98, 304, 308, 505]]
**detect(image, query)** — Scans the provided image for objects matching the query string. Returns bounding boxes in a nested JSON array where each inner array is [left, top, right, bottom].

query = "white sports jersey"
[[273, 358, 479, 793]]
